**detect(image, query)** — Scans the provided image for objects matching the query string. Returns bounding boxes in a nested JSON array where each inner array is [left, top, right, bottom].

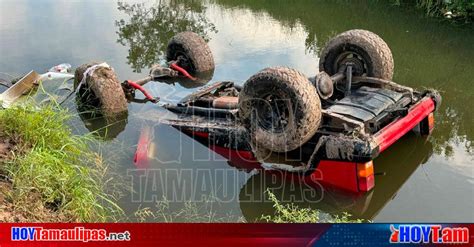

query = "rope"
[[76, 62, 111, 92]]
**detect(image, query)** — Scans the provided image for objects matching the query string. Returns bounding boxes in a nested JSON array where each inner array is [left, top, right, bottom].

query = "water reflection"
[[211, 1, 474, 222], [115, 0, 217, 73], [214, 0, 474, 157], [239, 134, 433, 222], [158, 70, 216, 88], [118, 0, 472, 221], [1, 0, 472, 222], [76, 105, 129, 140]]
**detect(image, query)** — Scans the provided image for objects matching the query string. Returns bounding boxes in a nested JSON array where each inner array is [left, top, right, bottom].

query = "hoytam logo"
[[390, 225, 469, 244], [11, 227, 131, 242]]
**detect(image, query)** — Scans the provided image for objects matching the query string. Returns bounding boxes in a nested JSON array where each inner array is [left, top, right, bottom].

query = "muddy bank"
[[0, 180, 70, 222], [0, 130, 14, 160], [0, 132, 71, 222], [0, 105, 119, 223]]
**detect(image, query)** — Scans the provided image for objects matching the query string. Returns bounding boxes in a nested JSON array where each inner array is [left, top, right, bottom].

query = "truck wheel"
[[166, 32, 215, 73], [239, 67, 321, 152], [74, 62, 128, 115], [319, 29, 394, 80]]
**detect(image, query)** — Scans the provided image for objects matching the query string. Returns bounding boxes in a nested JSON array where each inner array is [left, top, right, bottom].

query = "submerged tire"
[[319, 29, 394, 80], [238, 67, 321, 152], [74, 62, 128, 114], [77, 99, 128, 140], [166, 32, 215, 73]]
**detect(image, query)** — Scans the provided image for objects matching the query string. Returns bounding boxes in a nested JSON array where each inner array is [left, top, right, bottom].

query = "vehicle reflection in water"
[[76, 105, 129, 140], [73, 72, 214, 141], [1, 0, 471, 222], [177, 126, 433, 221], [73, 0, 218, 140], [214, 0, 473, 163], [249, 137, 432, 221], [108, 0, 467, 222], [157, 70, 215, 89]]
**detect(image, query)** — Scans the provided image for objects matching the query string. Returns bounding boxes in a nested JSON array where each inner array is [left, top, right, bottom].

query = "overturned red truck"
[[76, 30, 441, 193]]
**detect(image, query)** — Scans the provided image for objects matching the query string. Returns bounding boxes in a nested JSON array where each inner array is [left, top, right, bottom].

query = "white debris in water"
[[40, 72, 74, 81]]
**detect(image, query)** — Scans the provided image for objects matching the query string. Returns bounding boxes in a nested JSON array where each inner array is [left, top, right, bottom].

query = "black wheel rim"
[[334, 51, 367, 76], [169, 45, 195, 72], [254, 94, 290, 133]]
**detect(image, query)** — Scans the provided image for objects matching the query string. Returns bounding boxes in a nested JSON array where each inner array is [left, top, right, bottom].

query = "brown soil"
[[0, 131, 70, 222], [0, 180, 69, 222], [0, 132, 13, 160]]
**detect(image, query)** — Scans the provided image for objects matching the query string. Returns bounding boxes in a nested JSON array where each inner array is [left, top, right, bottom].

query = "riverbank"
[[0, 105, 119, 222], [393, 0, 473, 23]]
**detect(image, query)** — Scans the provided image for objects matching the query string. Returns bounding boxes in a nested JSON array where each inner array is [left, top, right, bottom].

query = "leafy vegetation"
[[0, 104, 121, 222], [260, 189, 364, 223], [393, 0, 474, 22]]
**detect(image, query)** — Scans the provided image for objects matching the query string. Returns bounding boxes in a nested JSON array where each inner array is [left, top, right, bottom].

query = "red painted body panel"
[[374, 97, 435, 153], [134, 97, 436, 193]]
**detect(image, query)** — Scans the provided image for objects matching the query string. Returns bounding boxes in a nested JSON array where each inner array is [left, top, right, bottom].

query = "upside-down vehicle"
[[76, 30, 441, 193]]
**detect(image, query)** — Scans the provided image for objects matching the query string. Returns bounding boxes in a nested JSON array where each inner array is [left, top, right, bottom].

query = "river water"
[[0, 0, 472, 222]]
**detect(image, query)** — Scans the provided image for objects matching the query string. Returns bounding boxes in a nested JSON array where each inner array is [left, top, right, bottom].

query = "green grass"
[[0, 104, 120, 222], [260, 189, 364, 223], [393, 0, 474, 22]]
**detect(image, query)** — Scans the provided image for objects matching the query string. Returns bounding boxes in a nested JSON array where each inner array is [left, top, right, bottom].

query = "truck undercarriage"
[[73, 30, 441, 193]]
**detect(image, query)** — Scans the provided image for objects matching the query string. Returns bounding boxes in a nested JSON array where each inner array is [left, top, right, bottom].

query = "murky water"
[[1, 0, 473, 222]]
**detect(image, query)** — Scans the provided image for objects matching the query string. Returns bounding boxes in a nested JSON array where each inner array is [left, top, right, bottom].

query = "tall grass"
[[0, 104, 120, 222]]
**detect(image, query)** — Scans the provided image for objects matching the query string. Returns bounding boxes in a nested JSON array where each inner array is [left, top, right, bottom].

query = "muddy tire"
[[166, 32, 215, 73], [319, 29, 394, 80], [74, 62, 128, 115], [239, 67, 321, 152]]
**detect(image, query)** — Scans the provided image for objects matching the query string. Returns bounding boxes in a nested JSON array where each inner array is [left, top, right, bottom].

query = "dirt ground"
[[0, 132, 68, 222], [0, 132, 13, 161], [0, 132, 22, 222]]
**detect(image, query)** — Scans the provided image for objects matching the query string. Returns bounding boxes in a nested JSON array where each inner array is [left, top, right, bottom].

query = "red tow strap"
[[125, 64, 194, 102], [170, 63, 196, 81], [126, 80, 157, 103]]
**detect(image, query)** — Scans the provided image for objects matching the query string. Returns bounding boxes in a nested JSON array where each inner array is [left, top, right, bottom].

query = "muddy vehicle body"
[[159, 75, 439, 193], [77, 30, 441, 193]]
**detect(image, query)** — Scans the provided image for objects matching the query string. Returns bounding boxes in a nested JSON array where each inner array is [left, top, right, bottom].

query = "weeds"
[[393, 0, 474, 22], [260, 189, 364, 223], [0, 104, 121, 222], [134, 195, 245, 223]]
